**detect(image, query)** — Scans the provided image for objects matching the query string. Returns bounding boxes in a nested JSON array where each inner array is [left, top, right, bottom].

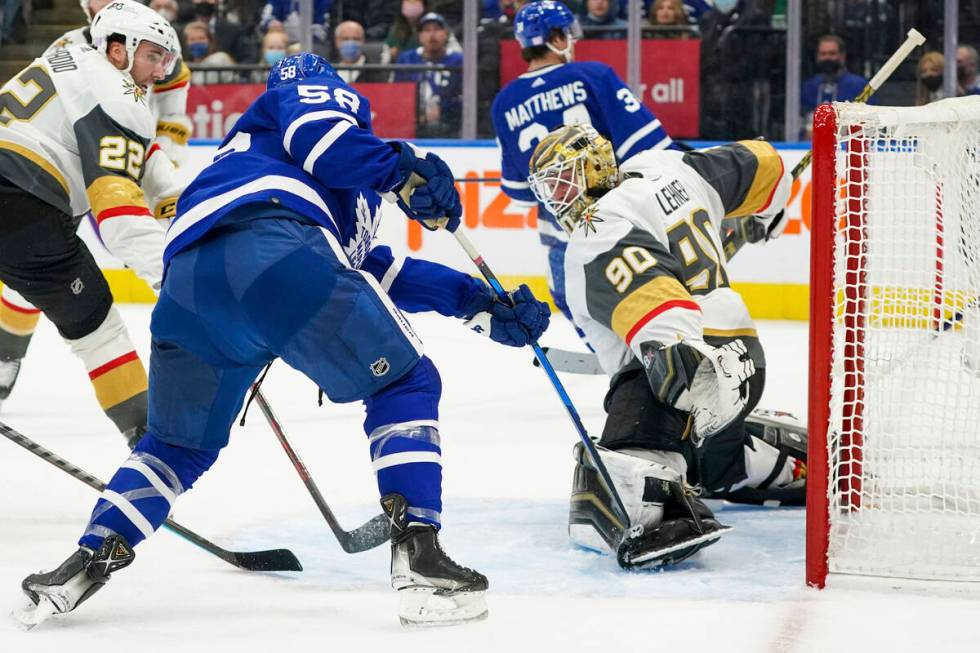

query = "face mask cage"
[[529, 152, 589, 229]]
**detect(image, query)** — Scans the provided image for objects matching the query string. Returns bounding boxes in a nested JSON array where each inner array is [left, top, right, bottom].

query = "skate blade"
[[397, 587, 488, 627], [10, 596, 58, 631]]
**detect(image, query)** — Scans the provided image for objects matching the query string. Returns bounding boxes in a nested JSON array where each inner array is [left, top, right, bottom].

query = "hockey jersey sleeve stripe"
[[729, 140, 785, 216], [380, 257, 402, 291], [87, 175, 150, 220], [302, 120, 354, 175], [0, 140, 69, 197], [502, 177, 530, 189], [166, 175, 337, 248], [702, 327, 759, 339], [154, 61, 190, 93], [615, 119, 671, 160], [146, 143, 162, 159], [156, 119, 191, 145], [283, 109, 357, 155], [609, 273, 698, 338], [624, 299, 702, 346], [96, 205, 153, 223]]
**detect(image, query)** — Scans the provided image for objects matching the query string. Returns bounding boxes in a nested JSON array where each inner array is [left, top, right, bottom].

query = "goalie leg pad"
[[568, 443, 731, 568]]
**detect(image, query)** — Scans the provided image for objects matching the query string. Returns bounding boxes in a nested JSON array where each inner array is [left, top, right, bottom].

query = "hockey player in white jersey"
[[0, 0, 181, 444], [528, 125, 807, 567], [45, 0, 193, 166]]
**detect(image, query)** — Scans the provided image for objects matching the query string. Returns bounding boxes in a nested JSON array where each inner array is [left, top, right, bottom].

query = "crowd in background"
[[3, 0, 980, 140]]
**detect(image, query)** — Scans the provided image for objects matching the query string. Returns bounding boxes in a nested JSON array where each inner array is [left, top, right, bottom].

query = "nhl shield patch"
[[370, 357, 390, 377]]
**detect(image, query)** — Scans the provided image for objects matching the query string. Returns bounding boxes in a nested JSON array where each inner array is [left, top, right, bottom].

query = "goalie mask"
[[528, 124, 618, 234]]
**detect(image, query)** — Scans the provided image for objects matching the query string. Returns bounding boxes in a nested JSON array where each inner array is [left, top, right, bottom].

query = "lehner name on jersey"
[[501, 81, 588, 131]]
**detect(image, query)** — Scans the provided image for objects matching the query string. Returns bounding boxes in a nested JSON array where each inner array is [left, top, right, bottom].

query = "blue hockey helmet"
[[267, 52, 340, 90], [514, 1, 581, 49]]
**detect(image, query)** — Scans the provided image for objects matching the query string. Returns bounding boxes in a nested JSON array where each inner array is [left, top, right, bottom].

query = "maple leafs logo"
[[344, 192, 381, 268], [122, 78, 146, 104]]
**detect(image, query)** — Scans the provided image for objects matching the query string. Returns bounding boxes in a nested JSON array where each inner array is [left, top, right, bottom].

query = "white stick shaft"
[[868, 29, 926, 91]]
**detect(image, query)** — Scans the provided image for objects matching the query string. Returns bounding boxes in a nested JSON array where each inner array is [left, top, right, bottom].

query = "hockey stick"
[[0, 421, 302, 572], [251, 387, 391, 553], [722, 28, 926, 256], [451, 230, 634, 538]]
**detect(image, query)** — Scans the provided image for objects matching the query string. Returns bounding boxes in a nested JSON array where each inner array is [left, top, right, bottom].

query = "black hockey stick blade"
[[0, 420, 302, 573], [253, 388, 390, 553], [335, 512, 390, 553]]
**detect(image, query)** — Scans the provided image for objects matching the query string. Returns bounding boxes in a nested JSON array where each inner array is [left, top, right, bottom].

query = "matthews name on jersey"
[[491, 62, 673, 232], [563, 141, 790, 377], [0, 45, 174, 279], [45, 26, 192, 160]]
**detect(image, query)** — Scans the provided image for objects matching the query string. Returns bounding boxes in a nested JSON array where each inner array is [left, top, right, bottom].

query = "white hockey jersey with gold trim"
[[563, 141, 791, 377], [0, 45, 177, 289]]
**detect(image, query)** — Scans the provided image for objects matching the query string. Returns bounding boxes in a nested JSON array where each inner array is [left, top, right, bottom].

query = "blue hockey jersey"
[[491, 61, 675, 212], [166, 74, 485, 319]]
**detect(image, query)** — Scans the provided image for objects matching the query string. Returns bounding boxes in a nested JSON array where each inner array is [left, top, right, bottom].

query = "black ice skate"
[[380, 493, 488, 627], [0, 358, 22, 409], [14, 535, 135, 630]]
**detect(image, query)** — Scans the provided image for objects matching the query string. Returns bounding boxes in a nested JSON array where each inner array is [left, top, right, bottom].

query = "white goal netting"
[[826, 97, 980, 581]]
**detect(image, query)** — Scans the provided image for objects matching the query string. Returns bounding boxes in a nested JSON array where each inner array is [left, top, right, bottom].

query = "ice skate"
[[0, 358, 21, 410], [13, 535, 134, 630], [380, 494, 488, 627]]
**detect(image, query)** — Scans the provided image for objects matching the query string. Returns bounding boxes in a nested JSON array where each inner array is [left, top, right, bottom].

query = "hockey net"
[[807, 97, 980, 587]]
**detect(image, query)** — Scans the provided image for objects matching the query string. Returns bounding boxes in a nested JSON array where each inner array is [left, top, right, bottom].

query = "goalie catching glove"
[[391, 142, 462, 231], [461, 284, 550, 347]]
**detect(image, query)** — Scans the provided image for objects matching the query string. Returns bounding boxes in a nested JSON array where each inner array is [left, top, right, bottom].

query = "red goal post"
[[807, 97, 980, 588]]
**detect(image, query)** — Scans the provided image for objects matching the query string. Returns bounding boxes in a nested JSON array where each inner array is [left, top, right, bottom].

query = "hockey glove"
[[392, 143, 462, 231], [462, 284, 551, 347], [686, 339, 756, 443], [751, 209, 788, 241]]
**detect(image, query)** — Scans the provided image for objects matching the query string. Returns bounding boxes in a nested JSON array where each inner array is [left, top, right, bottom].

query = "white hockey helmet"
[[90, 1, 179, 76]]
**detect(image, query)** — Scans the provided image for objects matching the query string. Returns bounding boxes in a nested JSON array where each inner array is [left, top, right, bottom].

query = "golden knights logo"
[[579, 203, 603, 236], [122, 78, 147, 104]]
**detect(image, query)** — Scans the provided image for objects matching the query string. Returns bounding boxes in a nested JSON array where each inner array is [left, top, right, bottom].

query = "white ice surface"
[[1, 307, 978, 652]]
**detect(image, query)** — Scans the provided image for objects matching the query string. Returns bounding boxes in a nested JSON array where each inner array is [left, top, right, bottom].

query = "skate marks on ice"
[[233, 498, 807, 602]]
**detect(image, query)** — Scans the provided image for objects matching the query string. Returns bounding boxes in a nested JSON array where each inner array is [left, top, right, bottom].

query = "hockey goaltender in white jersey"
[[528, 125, 807, 568]]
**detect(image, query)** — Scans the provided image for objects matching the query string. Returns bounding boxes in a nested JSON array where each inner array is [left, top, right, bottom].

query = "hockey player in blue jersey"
[[15, 53, 550, 629], [491, 0, 676, 330]]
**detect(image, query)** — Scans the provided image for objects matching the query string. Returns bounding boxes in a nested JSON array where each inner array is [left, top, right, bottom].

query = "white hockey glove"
[[686, 339, 756, 443], [751, 209, 789, 241]]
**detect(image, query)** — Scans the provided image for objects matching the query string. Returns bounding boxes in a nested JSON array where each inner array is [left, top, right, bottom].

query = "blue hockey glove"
[[392, 143, 462, 231], [462, 284, 551, 347]]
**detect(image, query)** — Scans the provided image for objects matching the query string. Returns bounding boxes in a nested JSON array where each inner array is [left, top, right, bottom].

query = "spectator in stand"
[[579, 0, 625, 39], [394, 12, 462, 138], [647, 0, 694, 38], [259, 0, 332, 49], [1, 0, 24, 45], [248, 28, 288, 82], [385, 0, 425, 63], [800, 35, 868, 137], [188, 0, 256, 64], [957, 45, 980, 96], [915, 51, 945, 105], [149, 0, 180, 26], [184, 20, 239, 85], [332, 20, 388, 84]]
